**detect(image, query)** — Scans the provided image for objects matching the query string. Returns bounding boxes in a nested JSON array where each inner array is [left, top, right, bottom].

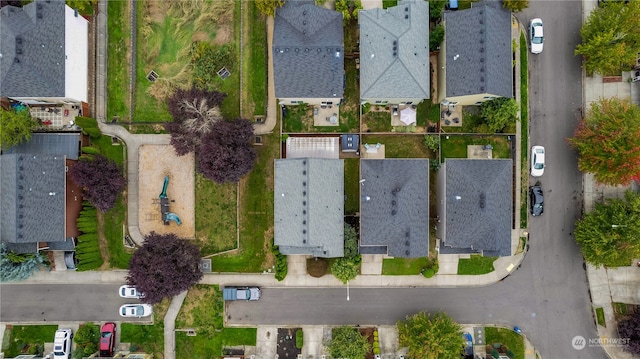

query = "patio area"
[[361, 143, 385, 159], [440, 104, 463, 127], [467, 145, 493, 159], [313, 104, 340, 127], [390, 105, 418, 127]]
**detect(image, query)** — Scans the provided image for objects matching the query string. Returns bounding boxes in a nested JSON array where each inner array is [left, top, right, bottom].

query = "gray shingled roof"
[[4, 132, 81, 160], [360, 159, 429, 258], [274, 158, 344, 258], [0, 0, 66, 98], [1, 154, 66, 253], [443, 2, 512, 98], [359, 0, 430, 101], [273, 0, 344, 99], [440, 159, 512, 257]]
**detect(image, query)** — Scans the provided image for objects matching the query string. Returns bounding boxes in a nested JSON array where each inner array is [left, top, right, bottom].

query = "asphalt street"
[[0, 284, 149, 323]]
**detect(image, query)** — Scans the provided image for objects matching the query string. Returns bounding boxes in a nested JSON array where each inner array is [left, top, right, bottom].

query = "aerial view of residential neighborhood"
[[1, 0, 640, 358]]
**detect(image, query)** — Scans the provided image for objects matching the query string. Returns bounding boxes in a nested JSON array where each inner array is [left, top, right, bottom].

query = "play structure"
[[159, 175, 182, 226]]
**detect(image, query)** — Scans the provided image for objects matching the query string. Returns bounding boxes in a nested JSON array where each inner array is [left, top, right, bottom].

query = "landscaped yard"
[[121, 300, 171, 356], [1, 325, 57, 358], [344, 158, 360, 215], [440, 135, 512, 160], [133, 0, 240, 122], [362, 135, 435, 158], [175, 285, 257, 357], [362, 109, 392, 132], [485, 327, 525, 359], [195, 174, 237, 256], [382, 257, 429, 275], [209, 130, 279, 272], [243, 2, 267, 117], [106, 0, 130, 121], [457, 255, 497, 275]]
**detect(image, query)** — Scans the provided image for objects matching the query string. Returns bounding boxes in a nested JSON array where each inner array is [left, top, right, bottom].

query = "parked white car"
[[119, 304, 153, 318], [531, 146, 545, 177], [53, 329, 73, 359], [119, 285, 144, 299], [529, 18, 544, 54]]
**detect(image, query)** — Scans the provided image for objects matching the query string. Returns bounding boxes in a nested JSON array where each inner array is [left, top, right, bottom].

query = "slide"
[[165, 213, 182, 226]]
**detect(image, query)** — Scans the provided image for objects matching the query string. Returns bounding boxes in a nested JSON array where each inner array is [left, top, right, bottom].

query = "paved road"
[[0, 284, 149, 323], [229, 2, 606, 358]]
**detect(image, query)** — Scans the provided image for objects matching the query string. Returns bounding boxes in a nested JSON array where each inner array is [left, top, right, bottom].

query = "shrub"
[[296, 329, 303, 349], [271, 241, 288, 281], [81, 146, 100, 155], [373, 347, 380, 354], [0, 243, 47, 282], [423, 135, 440, 151]]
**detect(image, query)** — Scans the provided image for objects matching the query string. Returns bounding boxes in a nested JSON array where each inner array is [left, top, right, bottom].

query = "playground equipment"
[[159, 175, 181, 226]]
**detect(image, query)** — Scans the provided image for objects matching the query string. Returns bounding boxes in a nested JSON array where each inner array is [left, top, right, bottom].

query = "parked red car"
[[100, 322, 116, 357]]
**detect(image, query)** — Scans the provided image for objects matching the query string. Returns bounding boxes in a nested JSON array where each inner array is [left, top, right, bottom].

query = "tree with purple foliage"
[[126, 232, 203, 304], [197, 118, 257, 183], [618, 311, 640, 354], [166, 88, 227, 155], [70, 155, 125, 212]]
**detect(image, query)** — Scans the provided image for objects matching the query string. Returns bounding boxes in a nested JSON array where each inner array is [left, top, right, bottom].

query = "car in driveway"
[[100, 322, 116, 357], [529, 185, 544, 217], [529, 18, 544, 54], [119, 304, 153, 318], [119, 285, 144, 299], [531, 145, 545, 177], [53, 329, 73, 359]]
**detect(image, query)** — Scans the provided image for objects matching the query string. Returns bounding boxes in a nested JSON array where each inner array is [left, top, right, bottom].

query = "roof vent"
[[303, 20, 307, 25], [393, 52, 396, 57], [303, 170, 306, 175], [303, 210, 306, 215], [303, 240, 306, 243], [303, 181, 306, 186], [480, 67, 484, 72], [405, 7, 408, 11], [391, 210, 397, 215], [14, 58, 19, 63], [405, 241, 410, 246], [480, 192, 486, 208], [303, 191, 306, 196], [480, 58, 484, 62], [405, 250, 410, 255], [480, 86, 485, 91], [480, 47, 484, 52], [405, 14, 409, 19], [295, 48, 299, 52], [479, 19, 483, 24], [303, 201, 306, 206], [480, 77, 485, 82]]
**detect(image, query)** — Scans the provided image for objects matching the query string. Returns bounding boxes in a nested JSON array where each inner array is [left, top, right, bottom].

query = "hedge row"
[[75, 202, 103, 271]]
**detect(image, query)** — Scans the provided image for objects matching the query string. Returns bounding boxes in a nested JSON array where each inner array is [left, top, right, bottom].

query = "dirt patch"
[[277, 328, 302, 358], [359, 327, 376, 359], [138, 145, 195, 238], [145, 0, 168, 24], [213, 23, 232, 45]]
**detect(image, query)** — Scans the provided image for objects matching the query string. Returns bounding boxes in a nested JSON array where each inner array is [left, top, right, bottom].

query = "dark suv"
[[529, 185, 544, 216]]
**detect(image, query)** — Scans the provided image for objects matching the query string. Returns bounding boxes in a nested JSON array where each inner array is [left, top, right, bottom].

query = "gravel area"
[[138, 145, 195, 238]]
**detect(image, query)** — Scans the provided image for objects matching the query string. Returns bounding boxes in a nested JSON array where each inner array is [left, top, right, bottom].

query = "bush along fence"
[[75, 202, 104, 271]]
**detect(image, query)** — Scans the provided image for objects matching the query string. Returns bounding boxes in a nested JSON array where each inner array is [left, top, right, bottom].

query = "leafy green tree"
[[255, 0, 285, 16], [574, 190, 640, 268], [0, 244, 47, 282], [66, 0, 96, 15], [575, 1, 640, 76], [74, 324, 100, 357], [328, 326, 371, 359], [336, 0, 362, 24], [480, 97, 519, 132], [398, 311, 464, 359], [501, 0, 529, 12], [567, 98, 640, 186], [0, 107, 38, 150], [429, 24, 444, 52], [331, 224, 361, 283], [429, 0, 447, 20]]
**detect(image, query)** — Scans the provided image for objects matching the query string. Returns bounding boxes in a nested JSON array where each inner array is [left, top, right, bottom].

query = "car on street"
[[531, 145, 545, 177], [100, 322, 116, 357], [53, 328, 73, 359], [119, 285, 144, 299], [119, 304, 153, 318], [529, 18, 544, 54], [529, 185, 544, 217]]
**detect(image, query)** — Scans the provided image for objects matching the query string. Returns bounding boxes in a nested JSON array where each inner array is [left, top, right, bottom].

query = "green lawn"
[[363, 111, 392, 132], [520, 32, 529, 229], [103, 198, 131, 269], [415, 100, 441, 127], [382, 0, 398, 8], [382, 257, 429, 275], [440, 135, 512, 160], [2, 325, 58, 357], [595, 307, 606, 326], [344, 158, 360, 215], [246, 2, 267, 117], [121, 321, 164, 356], [106, 0, 130, 121], [195, 174, 238, 256], [485, 327, 525, 359], [175, 285, 257, 357], [457, 255, 497, 275], [362, 135, 434, 158], [209, 131, 279, 272]]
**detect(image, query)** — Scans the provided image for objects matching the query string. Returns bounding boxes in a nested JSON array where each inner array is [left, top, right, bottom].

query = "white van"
[[53, 329, 73, 359]]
